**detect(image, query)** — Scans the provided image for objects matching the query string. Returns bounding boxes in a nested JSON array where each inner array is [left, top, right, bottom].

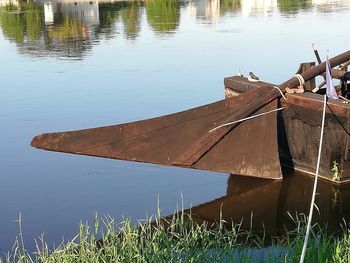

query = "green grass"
[[2, 210, 350, 262]]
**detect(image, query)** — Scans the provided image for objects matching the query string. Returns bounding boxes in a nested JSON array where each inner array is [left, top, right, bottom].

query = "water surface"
[[1, 0, 350, 254]]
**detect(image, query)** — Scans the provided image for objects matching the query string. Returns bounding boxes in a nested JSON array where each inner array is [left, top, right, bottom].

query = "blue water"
[[1, 0, 350, 254]]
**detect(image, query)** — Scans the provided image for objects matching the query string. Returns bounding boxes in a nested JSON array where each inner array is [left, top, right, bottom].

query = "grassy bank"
[[2, 210, 350, 262]]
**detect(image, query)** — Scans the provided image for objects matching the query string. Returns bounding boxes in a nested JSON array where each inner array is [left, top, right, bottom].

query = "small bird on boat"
[[237, 69, 243, 77], [248, 71, 260, 82], [249, 72, 259, 80]]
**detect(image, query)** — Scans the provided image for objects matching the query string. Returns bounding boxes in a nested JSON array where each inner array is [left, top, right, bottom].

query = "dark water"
[[183, 170, 350, 236], [1, 0, 350, 254]]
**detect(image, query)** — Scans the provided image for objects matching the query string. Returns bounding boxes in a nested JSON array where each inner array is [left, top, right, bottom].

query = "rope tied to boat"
[[294, 73, 306, 86], [299, 95, 327, 263], [208, 107, 284, 133], [273, 86, 287, 100]]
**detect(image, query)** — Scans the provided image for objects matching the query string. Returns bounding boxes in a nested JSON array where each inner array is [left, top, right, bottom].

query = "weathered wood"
[[193, 100, 281, 179], [225, 78, 350, 182], [175, 48, 350, 168], [224, 76, 271, 94], [32, 99, 235, 164], [171, 86, 281, 169], [280, 96, 350, 181], [280, 50, 350, 91], [284, 92, 350, 117], [295, 62, 316, 91], [31, 50, 350, 183], [31, 89, 282, 179]]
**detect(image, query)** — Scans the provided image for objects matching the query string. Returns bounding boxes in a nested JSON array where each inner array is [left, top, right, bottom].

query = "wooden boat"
[[31, 50, 350, 183], [224, 72, 350, 183]]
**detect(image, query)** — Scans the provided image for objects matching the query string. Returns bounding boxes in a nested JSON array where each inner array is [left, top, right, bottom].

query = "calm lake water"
[[1, 0, 350, 254]]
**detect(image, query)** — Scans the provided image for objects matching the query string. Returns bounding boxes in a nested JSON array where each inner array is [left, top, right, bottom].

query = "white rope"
[[208, 107, 284, 133], [273, 86, 287, 100], [294, 74, 306, 86], [299, 95, 327, 263]]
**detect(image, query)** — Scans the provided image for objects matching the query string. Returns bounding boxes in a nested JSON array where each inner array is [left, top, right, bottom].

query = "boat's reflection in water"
[[174, 169, 350, 235]]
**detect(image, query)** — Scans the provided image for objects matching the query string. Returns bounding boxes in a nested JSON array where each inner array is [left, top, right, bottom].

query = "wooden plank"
[[194, 100, 282, 179], [262, 101, 281, 179], [193, 114, 250, 175], [284, 93, 350, 117], [224, 76, 272, 93], [112, 105, 235, 163], [239, 106, 268, 178], [172, 86, 280, 167], [31, 99, 231, 151], [281, 104, 349, 181], [31, 87, 283, 179]]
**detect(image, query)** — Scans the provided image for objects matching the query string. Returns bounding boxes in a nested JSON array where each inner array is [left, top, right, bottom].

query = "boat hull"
[[31, 89, 283, 180], [225, 76, 350, 183]]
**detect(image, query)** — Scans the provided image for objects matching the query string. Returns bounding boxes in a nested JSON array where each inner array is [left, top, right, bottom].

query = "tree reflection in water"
[[0, 0, 180, 58], [0, 1, 43, 43], [121, 1, 142, 40], [0, 0, 346, 58], [146, 0, 179, 34], [278, 0, 312, 14]]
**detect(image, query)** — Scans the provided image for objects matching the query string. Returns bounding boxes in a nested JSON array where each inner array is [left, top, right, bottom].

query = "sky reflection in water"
[[1, 0, 350, 255]]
